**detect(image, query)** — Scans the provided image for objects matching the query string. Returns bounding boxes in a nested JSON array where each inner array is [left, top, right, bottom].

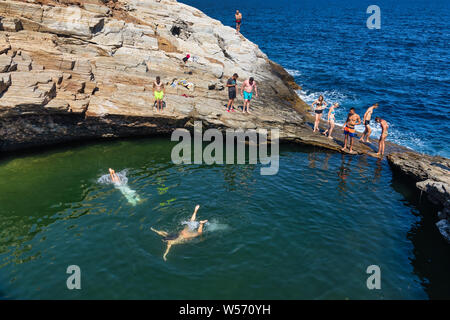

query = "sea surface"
[[181, 0, 450, 158], [1, 0, 449, 300], [0, 138, 449, 299]]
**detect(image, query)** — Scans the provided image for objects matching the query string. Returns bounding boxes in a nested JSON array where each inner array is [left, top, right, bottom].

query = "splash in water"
[[98, 170, 141, 206], [181, 219, 228, 233]]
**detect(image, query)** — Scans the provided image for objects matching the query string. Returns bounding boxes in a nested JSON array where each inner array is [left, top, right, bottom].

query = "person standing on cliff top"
[[226, 73, 239, 112], [360, 103, 379, 143], [375, 117, 389, 157], [153, 76, 165, 112], [341, 107, 361, 153], [235, 10, 242, 34], [241, 77, 258, 114]]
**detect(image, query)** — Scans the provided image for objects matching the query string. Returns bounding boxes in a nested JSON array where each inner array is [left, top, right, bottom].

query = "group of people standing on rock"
[[311, 95, 389, 157]]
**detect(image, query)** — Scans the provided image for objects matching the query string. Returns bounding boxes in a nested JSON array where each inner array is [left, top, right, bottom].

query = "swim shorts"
[[163, 233, 178, 241], [364, 120, 370, 126], [154, 91, 164, 100], [315, 109, 323, 114], [229, 89, 236, 99], [243, 91, 253, 101], [344, 126, 357, 138]]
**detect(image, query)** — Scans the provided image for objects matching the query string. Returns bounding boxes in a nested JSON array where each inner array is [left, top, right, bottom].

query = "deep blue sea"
[[181, 0, 450, 158]]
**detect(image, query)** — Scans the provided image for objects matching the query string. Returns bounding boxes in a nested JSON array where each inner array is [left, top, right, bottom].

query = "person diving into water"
[[106, 168, 141, 206], [109, 168, 121, 184], [151, 205, 208, 261]]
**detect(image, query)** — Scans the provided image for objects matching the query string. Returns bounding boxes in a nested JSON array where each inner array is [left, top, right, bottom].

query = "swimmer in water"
[[109, 168, 121, 184], [151, 205, 208, 261]]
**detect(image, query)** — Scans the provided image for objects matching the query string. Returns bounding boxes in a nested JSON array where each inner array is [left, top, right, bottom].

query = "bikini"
[[315, 101, 324, 114], [330, 108, 336, 120]]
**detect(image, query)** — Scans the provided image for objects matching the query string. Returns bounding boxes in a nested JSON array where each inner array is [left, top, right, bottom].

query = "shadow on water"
[[390, 172, 450, 299], [286, 143, 450, 299]]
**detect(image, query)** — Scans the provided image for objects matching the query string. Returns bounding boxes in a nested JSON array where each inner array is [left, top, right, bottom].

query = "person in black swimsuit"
[[311, 95, 328, 132], [360, 103, 379, 143], [226, 73, 239, 112]]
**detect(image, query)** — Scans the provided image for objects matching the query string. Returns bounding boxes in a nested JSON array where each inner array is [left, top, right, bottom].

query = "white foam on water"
[[286, 69, 302, 77], [116, 185, 141, 206], [181, 220, 199, 231], [98, 170, 141, 206], [97, 169, 129, 185], [296, 88, 352, 106], [180, 219, 229, 233], [295, 88, 424, 151], [204, 220, 229, 233]]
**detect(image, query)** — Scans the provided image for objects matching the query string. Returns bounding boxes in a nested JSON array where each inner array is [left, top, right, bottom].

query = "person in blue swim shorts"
[[240, 77, 258, 113]]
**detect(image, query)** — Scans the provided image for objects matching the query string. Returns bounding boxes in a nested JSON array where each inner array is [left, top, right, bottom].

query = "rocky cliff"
[[388, 152, 450, 243], [0, 0, 401, 155], [0, 0, 311, 150]]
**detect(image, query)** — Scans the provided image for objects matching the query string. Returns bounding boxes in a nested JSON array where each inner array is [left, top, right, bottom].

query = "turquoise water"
[[0, 138, 449, 299]]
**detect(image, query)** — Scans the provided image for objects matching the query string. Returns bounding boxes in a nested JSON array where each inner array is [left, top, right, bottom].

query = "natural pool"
[[0, 138, 449, 299]]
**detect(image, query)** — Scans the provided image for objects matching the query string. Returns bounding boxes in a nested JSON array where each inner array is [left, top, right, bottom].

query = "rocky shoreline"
[[388, 152, 450, 243], [0, 0, 449, 242]]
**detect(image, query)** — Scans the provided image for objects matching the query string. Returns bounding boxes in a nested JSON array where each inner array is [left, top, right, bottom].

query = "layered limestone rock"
[[0, 0, 310, 149], [0, 0, 404, 156], [388, 152, 450, 243]]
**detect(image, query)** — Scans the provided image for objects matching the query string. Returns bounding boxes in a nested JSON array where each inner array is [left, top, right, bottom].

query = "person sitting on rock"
[[151, 205, 208, 261], [241, 77, 258, 113], [182, 54, 191, 64], [153, 76, 165, 112], [226, 73, 239, 112]]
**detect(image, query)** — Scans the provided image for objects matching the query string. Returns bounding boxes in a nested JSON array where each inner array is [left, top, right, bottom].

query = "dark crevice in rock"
[[170, 19, 192, 40], [90, 18, 105, 35], [217, 36, 233, 61]]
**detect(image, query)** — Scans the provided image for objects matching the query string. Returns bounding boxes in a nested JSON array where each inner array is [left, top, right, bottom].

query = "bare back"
[[364, 107, 374, 121]]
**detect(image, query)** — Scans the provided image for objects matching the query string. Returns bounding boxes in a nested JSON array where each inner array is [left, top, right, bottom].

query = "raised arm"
[[197, 220, 208, 234], [190, 205, 200, 221]]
